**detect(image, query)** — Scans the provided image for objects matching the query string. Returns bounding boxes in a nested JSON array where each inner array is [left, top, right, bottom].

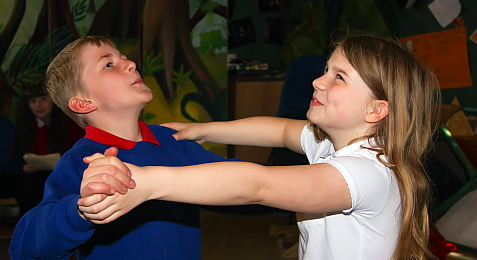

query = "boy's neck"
[[88, 114, 143, 142]]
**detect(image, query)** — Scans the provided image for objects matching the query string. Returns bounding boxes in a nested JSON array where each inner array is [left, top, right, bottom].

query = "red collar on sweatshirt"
[[84, 121, 159, 150]]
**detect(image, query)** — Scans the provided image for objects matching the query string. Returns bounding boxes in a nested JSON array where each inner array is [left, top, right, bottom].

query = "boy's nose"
[[126, 60, 136, 72]]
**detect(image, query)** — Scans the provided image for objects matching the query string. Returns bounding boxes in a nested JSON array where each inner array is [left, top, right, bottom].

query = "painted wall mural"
[[0, 0, 228, 156]]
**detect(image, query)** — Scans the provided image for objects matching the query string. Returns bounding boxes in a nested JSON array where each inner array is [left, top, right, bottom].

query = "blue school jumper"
[[9, 122, 230, 260]]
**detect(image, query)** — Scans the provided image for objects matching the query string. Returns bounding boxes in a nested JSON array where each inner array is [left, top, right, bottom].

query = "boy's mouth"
[[132, 78, 142, 85]]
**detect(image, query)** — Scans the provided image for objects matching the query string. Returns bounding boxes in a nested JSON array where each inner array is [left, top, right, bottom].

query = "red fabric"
[[34, 124, 48, 155], [429, 229, 457, 259], [84, 121, 159, 150]]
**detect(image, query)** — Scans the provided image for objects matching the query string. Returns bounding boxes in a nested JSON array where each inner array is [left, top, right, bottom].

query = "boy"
[[9, 35, 259, 260]]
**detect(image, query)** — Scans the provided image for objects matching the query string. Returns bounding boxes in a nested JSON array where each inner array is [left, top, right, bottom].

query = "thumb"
[[173, 131, 204, 144], [171, 133, 181, 141], [104, 147, 118, 157], [83, 153, 106, 164]]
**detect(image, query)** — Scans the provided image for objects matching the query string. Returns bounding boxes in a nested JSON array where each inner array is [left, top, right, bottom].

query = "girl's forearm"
[[202, 117, 298, 147], [138, 161, 350, 214], [143, 161, 267, 205]]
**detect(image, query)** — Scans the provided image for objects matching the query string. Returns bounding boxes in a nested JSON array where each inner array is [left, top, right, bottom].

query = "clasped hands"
[[77, 122, 197, 224], [78, 147, 147, 224]]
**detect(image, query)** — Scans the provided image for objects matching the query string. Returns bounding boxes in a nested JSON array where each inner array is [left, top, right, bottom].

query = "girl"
[[79, 33, 440, 259], [16, 82, 85, 214]]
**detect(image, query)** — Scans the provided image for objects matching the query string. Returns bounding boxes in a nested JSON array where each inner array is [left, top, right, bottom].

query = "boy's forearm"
[[10, 195, 93, 259]]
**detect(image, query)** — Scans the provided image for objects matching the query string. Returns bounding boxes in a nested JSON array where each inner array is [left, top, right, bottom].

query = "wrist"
[[137, 166, 160, 201], [201, 122, 213, 143], [143, 166, 170, 201], [203, 122, 223, 143]]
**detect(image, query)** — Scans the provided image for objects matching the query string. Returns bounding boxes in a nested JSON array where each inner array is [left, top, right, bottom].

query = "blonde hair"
[[313, 33, 440, 259], [45, 35, 117, 128]]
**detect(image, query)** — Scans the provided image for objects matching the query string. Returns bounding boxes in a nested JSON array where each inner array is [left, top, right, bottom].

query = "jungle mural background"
[[0, 0, 228, 156]]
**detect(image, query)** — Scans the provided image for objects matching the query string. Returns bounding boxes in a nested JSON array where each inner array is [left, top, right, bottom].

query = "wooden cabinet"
[[227, 74, 285, 165]]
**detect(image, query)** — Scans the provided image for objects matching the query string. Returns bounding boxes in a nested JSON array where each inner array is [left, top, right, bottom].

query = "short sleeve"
[[300, 123, 334, 164], [326, 156, 394, 217]]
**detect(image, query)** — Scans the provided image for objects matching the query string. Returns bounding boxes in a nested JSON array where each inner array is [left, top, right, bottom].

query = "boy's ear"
[[365, 100, 389, 123], [69, 96, 97, 114]]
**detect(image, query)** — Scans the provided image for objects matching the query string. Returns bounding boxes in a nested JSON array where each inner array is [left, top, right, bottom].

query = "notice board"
[[399, 27, 472, 89]]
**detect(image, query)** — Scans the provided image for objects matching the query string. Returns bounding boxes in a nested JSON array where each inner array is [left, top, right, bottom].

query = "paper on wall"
[[428, 0, 461, 28], [399, 28, 472, 89]]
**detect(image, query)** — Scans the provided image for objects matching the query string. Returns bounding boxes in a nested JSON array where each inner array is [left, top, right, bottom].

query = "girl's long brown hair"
[[313, 33, 441, 259]]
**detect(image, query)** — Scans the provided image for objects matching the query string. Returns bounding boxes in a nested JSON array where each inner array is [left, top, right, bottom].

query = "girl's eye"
[[104, 62, 113, 69]]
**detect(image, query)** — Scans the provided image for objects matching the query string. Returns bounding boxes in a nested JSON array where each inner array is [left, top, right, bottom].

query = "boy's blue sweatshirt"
[[9, 122, 231, 260]]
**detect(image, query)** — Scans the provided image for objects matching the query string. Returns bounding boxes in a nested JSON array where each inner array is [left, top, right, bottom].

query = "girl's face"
[[29, 95, 53, 122], [306, 48, 374, 138]]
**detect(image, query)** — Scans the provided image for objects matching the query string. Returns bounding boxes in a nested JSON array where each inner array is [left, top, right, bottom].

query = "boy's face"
[[80, 43, 152, 114]]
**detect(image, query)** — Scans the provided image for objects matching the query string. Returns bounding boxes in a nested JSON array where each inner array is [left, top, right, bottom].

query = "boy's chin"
[[143, 97, 153, 106], [146, 94, 153, 103], [140, 90, 153, 102]]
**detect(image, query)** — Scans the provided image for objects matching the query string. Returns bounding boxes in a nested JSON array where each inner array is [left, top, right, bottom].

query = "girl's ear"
[[69, 96, 97, 114], [365, 100, 389, 123]]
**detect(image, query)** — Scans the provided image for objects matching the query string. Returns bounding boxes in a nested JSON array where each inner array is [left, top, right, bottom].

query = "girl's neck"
[[36, 116, 50, 127], [328, 128, 372, 151]]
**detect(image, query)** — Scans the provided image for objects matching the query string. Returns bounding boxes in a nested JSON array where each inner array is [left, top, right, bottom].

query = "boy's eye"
[[336, 74, 344, 80], [104, 62, 113, 69]]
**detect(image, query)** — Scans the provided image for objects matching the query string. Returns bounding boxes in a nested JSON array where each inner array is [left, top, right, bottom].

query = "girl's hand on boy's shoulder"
[[160, 122, 205, 143]]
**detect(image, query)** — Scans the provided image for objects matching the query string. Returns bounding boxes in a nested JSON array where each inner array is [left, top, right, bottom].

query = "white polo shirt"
[[298, 124, 401, 259]]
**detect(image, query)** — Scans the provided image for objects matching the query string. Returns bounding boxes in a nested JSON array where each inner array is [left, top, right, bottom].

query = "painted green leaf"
[[172, 64, 192, 87], [143, 50, 164, 75]]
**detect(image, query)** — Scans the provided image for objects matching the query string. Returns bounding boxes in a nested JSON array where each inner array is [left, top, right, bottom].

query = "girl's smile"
[[310, 97, 323, 106]]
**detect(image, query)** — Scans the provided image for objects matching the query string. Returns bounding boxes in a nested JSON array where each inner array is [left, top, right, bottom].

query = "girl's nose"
[[312, 76, 327, 91]]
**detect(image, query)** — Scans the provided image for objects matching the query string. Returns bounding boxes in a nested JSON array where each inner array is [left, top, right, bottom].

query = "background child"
[[15, 82, 84, 215], [79, 33, 441, 259], [9, 35, 272, 260]]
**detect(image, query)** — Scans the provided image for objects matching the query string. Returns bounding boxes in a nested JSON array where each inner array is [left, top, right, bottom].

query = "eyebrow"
[[98, 50, 126, 61], [331, 65, 349, 78], [98, 53, 114, 62]]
